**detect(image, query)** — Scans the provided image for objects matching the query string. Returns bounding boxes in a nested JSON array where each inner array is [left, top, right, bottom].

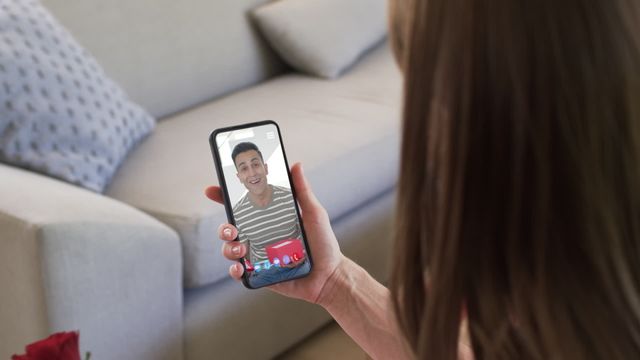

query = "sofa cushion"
[[0, 0, 155, 193], [42, 0, 286, 119], [252, 0, 387, 79], [105, 42, 402, 288]]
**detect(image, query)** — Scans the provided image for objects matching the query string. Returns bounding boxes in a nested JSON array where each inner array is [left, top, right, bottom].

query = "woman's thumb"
[[291, 162, 321, 214]]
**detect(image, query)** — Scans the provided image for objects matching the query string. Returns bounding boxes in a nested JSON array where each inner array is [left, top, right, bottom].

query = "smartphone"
[[209, 120, 313, 289]]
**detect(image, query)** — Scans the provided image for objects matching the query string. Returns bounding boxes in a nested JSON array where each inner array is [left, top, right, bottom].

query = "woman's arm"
[[317, 256, 414, 359], [208, 163, 411, 358], [319, 257, 474, 360]]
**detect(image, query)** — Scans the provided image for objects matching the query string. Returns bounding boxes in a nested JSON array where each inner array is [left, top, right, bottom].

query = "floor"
[[275, 321, 367, 360]]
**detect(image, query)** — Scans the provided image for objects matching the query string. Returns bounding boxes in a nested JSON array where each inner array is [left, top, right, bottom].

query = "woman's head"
[[389, 0, 640, 358]]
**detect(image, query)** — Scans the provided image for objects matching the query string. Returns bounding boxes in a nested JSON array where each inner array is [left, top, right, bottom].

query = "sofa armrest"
[[0, 164, 183, 360]]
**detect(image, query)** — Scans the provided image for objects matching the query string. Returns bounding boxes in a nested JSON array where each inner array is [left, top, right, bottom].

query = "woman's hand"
[[204, 162, 345, 304]]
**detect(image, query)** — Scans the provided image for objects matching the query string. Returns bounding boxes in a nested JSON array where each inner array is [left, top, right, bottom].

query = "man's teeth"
[[249, 179, 260, 184]]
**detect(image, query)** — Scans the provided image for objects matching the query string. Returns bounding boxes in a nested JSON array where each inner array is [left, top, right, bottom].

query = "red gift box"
[[265, 238, 305, 266]]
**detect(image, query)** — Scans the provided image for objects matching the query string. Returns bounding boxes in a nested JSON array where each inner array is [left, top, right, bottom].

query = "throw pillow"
[[252, 0, 387, 79], [0, 0, 155, 193]]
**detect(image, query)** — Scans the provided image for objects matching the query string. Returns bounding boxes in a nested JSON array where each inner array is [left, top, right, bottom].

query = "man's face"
[[235, 150, 269, 195]]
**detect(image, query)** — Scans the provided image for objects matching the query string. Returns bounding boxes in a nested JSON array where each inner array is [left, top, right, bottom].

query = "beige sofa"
[[0, 0, 401, 359]]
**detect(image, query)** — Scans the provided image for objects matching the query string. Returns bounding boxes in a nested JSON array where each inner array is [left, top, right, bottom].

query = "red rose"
[[12, 331, 81, 360]]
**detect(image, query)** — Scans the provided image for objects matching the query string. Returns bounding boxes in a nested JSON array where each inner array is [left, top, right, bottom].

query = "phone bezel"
[[209, 120, 313, 289]]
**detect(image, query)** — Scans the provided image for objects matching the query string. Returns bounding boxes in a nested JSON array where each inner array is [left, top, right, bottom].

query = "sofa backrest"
[[41, 0, 287, 119]]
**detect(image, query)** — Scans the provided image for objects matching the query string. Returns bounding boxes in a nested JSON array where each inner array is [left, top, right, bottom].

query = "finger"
[[290, 163, 323, 215], [222, 241, 247, 260], [204, 186, 224, 204], [217, 223, 238, 241], [228, 262, 244, 280]]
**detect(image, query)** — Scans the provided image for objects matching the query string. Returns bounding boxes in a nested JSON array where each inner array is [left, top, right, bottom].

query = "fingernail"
[[223, 228, 232, 238], [234, 263, 242, 272], [232, 245, 241, 255]]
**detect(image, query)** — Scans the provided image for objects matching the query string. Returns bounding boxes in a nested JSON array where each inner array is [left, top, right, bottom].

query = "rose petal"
[[24, 331, 81, 360]]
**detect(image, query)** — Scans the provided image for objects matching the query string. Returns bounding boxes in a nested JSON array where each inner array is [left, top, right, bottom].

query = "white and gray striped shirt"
[[233, 185, 302, 263]]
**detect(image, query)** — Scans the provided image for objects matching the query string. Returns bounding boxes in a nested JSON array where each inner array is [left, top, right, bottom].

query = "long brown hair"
[[389, 0, 640, 358]]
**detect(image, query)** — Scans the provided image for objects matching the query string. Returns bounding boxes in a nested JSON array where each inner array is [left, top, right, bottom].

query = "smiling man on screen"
[[231, 141, 309, 287]]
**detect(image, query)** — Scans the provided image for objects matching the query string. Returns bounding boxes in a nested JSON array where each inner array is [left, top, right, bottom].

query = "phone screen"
[[211, 121, 312, 289]]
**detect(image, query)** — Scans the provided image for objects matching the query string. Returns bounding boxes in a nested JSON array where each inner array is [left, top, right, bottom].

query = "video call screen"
[[215, 123, 310, 288]]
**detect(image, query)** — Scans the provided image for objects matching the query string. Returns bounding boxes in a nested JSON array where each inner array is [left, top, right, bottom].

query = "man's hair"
[[231, 142, 263, 167]]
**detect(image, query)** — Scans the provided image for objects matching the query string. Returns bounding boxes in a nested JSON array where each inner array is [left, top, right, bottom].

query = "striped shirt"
[[233, 185, 302, 263]]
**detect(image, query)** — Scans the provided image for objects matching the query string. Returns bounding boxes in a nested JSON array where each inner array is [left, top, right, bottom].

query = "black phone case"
[[208, 120, 313, 289]]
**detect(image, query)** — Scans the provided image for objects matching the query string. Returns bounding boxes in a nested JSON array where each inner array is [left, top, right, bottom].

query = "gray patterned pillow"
[[0, 0, 155, 192]]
